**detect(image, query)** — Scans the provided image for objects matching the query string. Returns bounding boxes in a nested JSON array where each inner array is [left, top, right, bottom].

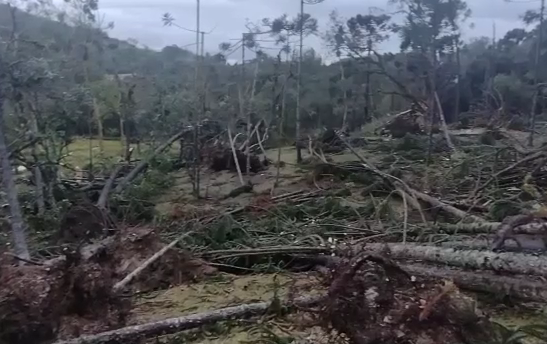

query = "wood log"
[[97, 164, 125, 209], [112, 231, 194, 293], [436, 222, 499, 234], [411, 190, 484, 222], [52, 295, 322, 344], [306, 255, 547, 302], [359, 243, 547, 277], [402, 263, 547, 303], [439, 239, 547, 252], [437, 221, 547, 235]]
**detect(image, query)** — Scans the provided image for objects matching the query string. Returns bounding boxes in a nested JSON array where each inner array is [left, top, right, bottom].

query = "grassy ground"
[[132, 273, 327, 344]]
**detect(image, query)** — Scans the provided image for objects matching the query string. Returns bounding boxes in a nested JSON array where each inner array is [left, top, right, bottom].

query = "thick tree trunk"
[[53, 295, 322, 344], [403, 263, 547, 302], [96, 164, 124, 209], [0, 95, 30, 260], [360, 243, 547, 277], [29, 115, 45, 214], [114, 130, 185, 193]]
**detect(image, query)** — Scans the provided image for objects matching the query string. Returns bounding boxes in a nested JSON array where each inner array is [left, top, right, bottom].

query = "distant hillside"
[[0, 3, 196, 77]]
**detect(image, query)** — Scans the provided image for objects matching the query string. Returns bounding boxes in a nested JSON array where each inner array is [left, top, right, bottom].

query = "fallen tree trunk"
[[437, 221, 547, 235], [97, 163, 125, 209], [359, 243, 547, 277], [52, 295, 322, 344], [411, 190, 484, 222], [402, 263, 547, 303], [307, 254, 547, 302], [112, 231, 194, 293], [114, 131, 185, 193], [436, 222, 499, 234], [439, 238, 547, 252]]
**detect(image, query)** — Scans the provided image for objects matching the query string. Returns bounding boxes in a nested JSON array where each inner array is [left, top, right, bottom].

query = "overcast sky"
[[95, 0, 539, 61]]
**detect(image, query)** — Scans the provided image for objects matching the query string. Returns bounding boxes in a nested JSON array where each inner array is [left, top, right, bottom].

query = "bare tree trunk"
[[364, 39, 372, 121], [52, 295, 321, 344], [112, 231, 194, 293], [296, 0, 304, 163], [97, 164, 124, 209], [454, 42, 461, 122], [119, 115, 125, 155], [28, 114, 45, 214], [85, 64, 103, 155], [228, 128, 245, 186], [529, 0, 545, 147], [434, 92, 456, 152], [361, 243, 547, 278], [245, 58, 260, 177], [403, 263, 547, 303], [0, 95, 30, 260], [340, 61, 348, 129]]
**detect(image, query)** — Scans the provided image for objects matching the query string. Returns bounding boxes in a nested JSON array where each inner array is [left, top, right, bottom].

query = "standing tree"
[[327, 11, 393, 117], [0, 4, 30, 260], [520, 0, 546, 146], [296, 0, 324, 163], [390, 0, 470, 154]]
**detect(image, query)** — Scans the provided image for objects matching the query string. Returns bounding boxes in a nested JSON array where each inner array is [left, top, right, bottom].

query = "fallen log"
[[439, 238, 547, 252], [112, 231, 194, 293], [402, 263, 547, 303], [436, 222, 499, 234], [411, 190, 484, 222], [437, 221, 547, 235], [52, 295, 322, 344], [306, 254, 547, 302], [359, 243, 547, 277], [97, 163, 125, 209]]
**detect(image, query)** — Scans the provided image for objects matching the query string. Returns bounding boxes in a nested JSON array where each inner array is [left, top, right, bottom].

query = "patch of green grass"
[[65, 138, 181, 168]]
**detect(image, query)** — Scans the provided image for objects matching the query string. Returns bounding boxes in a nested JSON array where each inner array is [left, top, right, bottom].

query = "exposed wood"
[[96, 163, 125, 209], [0, 84, 30, 260], [436, 222, 500, 234], [434, 91, 456, 152], [411, 190, 484, 222], [403, 263, 547, 303], [52, 295, 322, 344], [112, 231, 194, 293], [360, 243, 547, 278], [227, 128, 245, 186]]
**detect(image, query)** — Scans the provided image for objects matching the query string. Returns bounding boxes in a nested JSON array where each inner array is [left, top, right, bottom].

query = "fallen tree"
[[52, 295, 322, 344], [402, 263, 547, 303], [357, 243, 547, 277]]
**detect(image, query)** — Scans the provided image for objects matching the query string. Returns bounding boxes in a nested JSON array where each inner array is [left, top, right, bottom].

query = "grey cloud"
[[98, 0, 541, 59]]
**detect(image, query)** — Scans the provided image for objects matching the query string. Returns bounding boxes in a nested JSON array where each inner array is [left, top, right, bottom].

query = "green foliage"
[[112, 166, 174, 222], [489, 200, 524, 222], [482, 322, 547, 344]]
